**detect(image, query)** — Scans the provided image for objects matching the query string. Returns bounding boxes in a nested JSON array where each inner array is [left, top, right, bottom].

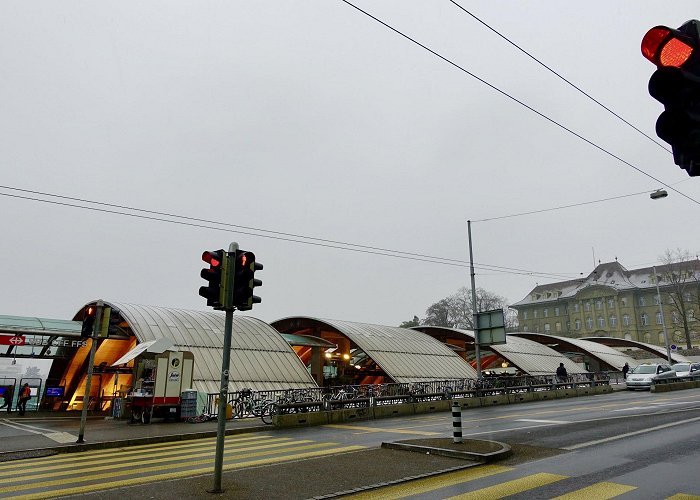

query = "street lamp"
[[653, 266, 673, 363]]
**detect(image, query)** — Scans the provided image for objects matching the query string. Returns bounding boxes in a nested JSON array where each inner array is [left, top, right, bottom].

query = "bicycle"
[[233, 388, 271, 419]]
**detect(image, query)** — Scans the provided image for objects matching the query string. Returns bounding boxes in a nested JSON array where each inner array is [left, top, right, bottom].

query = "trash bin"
[[213, 398, 233, 420]]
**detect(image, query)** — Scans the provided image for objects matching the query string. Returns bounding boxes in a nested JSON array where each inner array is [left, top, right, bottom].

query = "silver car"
[[626, 363, 677, 390], [671, 362, 700, 380]]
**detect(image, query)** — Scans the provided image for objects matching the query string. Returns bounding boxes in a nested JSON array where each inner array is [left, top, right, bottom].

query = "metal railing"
[[204, 372, 611, 420]]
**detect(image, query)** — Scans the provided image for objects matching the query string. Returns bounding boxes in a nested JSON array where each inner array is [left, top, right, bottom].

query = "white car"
[[671, 362, 700, 380], [626, 363, 677, 390]]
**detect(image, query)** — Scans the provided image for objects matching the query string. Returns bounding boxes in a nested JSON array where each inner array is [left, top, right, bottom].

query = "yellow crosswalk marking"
[[447, 472, 568, 499], [2, 445, 365, 500], [6, 438, 312, 480], [324, 424, 440, 435], [343, 465, 513, 500], [552, 481, 637, 499], [0, 442, 360, 494]]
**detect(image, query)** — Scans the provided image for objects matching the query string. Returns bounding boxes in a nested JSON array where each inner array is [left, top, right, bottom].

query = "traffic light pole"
[[209, 242, 238, 494], [77, 299, 103, 444]]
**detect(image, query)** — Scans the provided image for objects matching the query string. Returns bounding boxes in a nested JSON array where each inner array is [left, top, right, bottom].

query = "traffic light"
[[232, 249, 263, 311], [642, 20, 700, 175], [81, 305, 96, 338], [199, 249, 225, 309]]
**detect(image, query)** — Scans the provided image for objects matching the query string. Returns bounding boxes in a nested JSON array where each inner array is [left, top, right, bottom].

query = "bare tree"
[[422, 287, 518, 330], [659, 248, 700, 349]]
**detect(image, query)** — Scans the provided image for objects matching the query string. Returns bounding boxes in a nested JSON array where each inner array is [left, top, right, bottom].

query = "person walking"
[[556, 362, 568, 383], [17, 383, 30, 416], [0, 387, 11, 412], [622, 362, 630, 380]]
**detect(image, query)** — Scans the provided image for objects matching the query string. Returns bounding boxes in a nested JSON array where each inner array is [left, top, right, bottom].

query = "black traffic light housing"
[[232, 249, 263, 311], [642, 20, 700, 175], [81, 305, 96, 338], [199, 249, 225, 309]]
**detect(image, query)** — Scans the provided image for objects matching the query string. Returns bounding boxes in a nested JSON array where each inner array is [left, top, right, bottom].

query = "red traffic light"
[[642, 25, 695, 67], [202, 251, 222, 268]]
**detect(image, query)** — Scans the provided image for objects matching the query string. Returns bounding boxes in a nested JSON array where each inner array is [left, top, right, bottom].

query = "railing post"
[[452, 401, 462, 444]]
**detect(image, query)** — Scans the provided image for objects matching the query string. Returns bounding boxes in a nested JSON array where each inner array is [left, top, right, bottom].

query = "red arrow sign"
[[0, 336, 25, 346]]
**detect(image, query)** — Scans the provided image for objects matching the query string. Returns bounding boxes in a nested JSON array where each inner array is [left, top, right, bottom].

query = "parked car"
[[671, 362, 700, 379], [626, 363, 677, 390]]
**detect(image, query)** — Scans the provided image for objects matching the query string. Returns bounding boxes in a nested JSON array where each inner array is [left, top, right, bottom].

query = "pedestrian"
[[17, 383, 31, 416], [556, 362, 568, 383], [622, 362, 630, 380], [0, 387, 11, 412]]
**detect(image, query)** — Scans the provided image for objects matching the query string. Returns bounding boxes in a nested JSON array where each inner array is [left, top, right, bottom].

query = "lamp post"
[[467, 220, 482, 378], [653, 266, 673, 363]]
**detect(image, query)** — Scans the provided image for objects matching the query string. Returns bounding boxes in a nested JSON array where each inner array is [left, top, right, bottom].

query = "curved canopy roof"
[[511, 333, 638, 370], [413, 327, 587, 375], [582, 337, 690, 364], [271, 317, 477, 383], [78, 301, 317, 393]]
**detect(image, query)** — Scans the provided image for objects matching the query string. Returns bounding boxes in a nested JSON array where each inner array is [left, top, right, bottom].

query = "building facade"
[[512, 260, 700, 348]]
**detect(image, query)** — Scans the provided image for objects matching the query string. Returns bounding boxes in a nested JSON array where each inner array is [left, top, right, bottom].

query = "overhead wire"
[[447, 0, 671, 154], [0, 186, 577, 281], [338, 0, 700, 207]]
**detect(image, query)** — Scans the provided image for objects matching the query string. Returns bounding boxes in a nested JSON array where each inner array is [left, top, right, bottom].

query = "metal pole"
[[210, 241, 238, 494], [467, 220, 482, 378], [210, 308, 233, 493], [77, 299, 103, 444], [653, 266, 672, 363]]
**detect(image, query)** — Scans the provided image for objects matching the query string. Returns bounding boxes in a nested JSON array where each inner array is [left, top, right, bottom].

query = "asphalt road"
[[1, 388, 700, 498]]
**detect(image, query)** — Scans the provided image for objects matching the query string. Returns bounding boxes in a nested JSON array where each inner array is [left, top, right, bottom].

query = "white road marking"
[[0, 418, 79, 443], [515, 419, 569, 424], [563, 415, 700, 450]]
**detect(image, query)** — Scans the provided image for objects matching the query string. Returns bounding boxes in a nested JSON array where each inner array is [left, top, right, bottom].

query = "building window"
[[523, 311, 528, 320], [654, 295, 660, 305], [658, 332, 666, 344], [641, 313, 649, 326], [544, 323, 551, 333], [597, 316, 605, 328], [554, 307, 560, 317], [624, 332, 632, 340], [585, 302, 591, 312], [575, 319, 581, 330], [555, 322, 562, 332], [523, 325, 529, 332], [544, 308, 549, 318], [639, 296, 646, 306], [573, 303, 579, 312], [596, 300, 603, 310], [534, 310, 538, 318], [656, 312, 663, 325], [609, 315, 617, 327], [688, 310, 695, 322], [623, 314, 631, 326], [608, 298, 614, 308], [586, 317, 593, 329], [620, 297, 627, 307], [673, 312, 680, 324], [685, 293, 692, 302]]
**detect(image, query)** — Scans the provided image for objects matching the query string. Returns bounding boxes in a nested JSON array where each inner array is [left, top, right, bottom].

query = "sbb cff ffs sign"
[[642, 20, 700, 175]]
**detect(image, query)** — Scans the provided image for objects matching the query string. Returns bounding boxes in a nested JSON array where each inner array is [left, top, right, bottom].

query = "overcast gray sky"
[[1, 1, 699, 327]]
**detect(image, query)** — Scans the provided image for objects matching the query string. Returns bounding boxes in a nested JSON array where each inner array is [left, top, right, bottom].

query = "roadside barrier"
[[452, 401, 462, 443]]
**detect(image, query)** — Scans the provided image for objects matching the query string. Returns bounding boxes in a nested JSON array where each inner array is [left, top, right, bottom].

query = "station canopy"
[[271, 317, 477, 383], [582, 337, 690, 364], [413, 327, 586, 375], [511, 333, 638, 370], [79, 301, 318, 393]]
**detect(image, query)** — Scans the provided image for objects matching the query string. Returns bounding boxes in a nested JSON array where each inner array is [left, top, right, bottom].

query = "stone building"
[[512, 260, 700, 348]]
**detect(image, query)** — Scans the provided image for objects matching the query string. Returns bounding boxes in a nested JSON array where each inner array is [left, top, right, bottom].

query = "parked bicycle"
[[233, 388, 271, 419]]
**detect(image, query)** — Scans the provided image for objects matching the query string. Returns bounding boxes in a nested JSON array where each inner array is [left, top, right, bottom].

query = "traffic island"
[[382, 438, 512, 463]]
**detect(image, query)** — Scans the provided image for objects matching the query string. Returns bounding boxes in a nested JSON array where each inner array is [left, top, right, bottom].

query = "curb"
[[381, 439, 512, 463]]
